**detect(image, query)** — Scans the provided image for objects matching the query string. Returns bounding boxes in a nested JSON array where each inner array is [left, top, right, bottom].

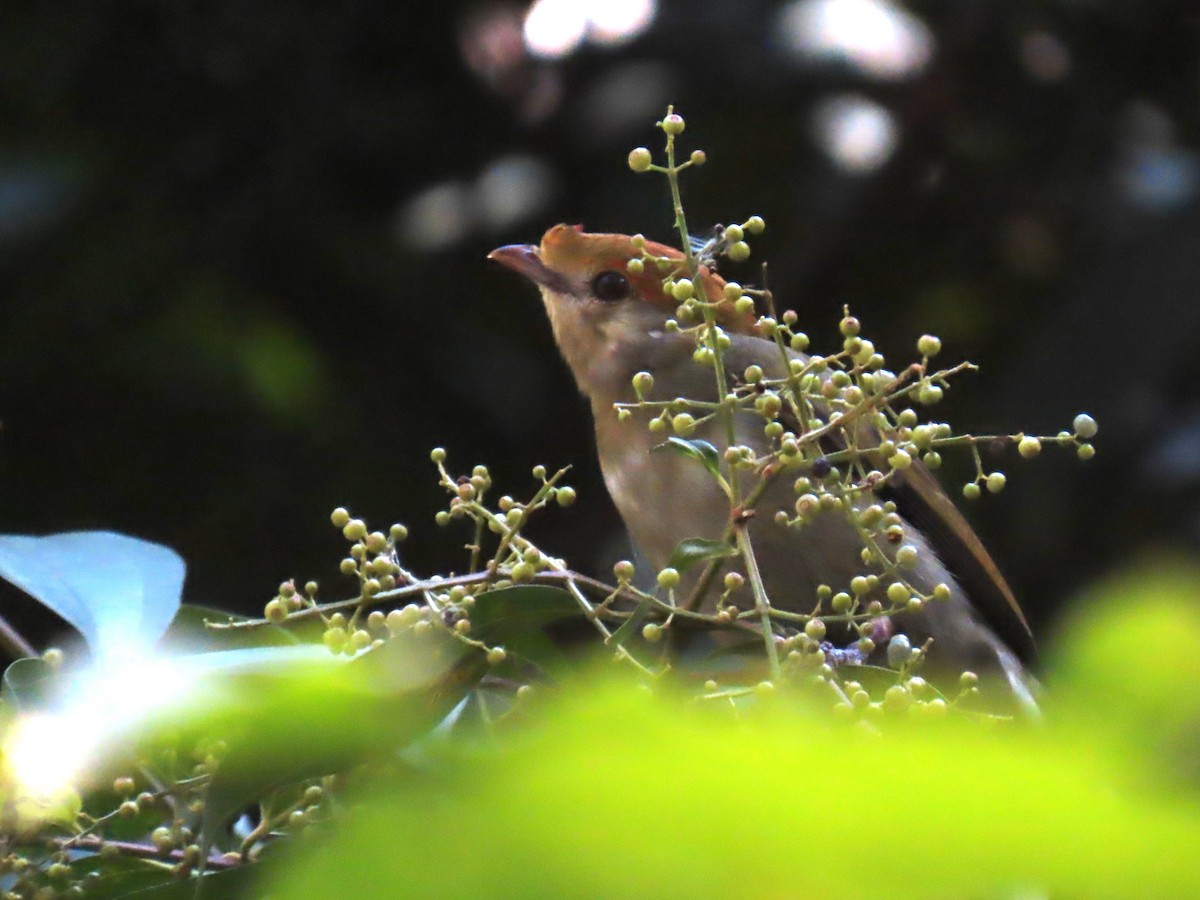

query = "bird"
[[489, 224, 1036, 709]]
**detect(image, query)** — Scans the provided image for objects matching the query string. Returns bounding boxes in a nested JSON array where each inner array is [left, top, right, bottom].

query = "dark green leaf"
[[666, 537, 735, 572], [654, 437, 721, 477], [194, 626, 486, 853], [607, 599, 654, 648], [0, 532, 184, 660], [468, 585, 582, 676]]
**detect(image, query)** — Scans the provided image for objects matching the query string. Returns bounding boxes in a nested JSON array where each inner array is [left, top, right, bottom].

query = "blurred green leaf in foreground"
[[268, 562, 1200, 899]]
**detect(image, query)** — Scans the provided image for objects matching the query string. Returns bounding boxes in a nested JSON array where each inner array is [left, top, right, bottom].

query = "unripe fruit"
[[628, 147, 652, 172], [672, 413, 696, 436], [661, 113, 685, 134]]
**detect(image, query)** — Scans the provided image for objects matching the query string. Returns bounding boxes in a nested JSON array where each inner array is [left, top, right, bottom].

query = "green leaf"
[[1, 657, 60, 711], [666, 537, 735, 573], [159, 604, 301, 653], [0, 532, 185, 661], [607, 599, 654, 648], [90, 862, 268, 899], [191, 626, 487, 854], [268, 678, 1200, 899], [655, 437, 721, 477], [468, 585, 582, 677]]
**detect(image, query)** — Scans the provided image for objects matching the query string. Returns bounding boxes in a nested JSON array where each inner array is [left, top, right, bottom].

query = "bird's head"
[[489, 224, 754, 398]]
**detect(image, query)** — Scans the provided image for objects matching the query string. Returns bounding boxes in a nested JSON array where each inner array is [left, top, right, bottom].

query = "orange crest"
[[538, 224, 756, 333]]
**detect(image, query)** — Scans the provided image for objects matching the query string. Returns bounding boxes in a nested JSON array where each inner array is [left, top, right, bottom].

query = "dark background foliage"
[[2, 0, 1197, 652]]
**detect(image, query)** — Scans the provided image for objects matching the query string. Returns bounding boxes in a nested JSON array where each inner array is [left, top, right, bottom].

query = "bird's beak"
[[488, 244, 570, 293]]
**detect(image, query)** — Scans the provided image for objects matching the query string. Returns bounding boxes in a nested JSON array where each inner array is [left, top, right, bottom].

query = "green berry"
[[918, 383, 943, 405], [556, 486, 577, 506], [745, 216, 765, 234], [671, 412, 696, 436], [724, 571, 745, 591], [614, 560, 635, 581], [923, 451, 942, 469], [642, 623, 664, 643], [628, 147, 653, 172], [342, 519, 367, 541], [632, 370, 655, 395], [886, 582, 909, 604], [672, 278, 694, 300], [627, 258, 645, 274], [1077, 442, 1095, 460], [896, 544, 919, 568], [962, 482, 982, 500], [917, 334, 942, 358], [323, 627, 348, 652], [657, 567, 681, 590], [805, 618, 826, 641], [986, 472, 1007, 493], [330, 507, 350, 528], [839, 316, 860, 337], [264, 598, 287, 624], [1018, 436, 1042, 458], [933, 583, 951, 602], [724, 224, 744, 242], [727, 241, 751, 262], [511, 562, 535, 583], [430, 447, 446, 463], [487, 646, 507, 666], [690, 150, 706, 165], [661, 113, 685, 134]]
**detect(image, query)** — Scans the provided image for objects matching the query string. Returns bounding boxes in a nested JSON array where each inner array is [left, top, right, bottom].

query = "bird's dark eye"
[[591, 270, 631, 302]]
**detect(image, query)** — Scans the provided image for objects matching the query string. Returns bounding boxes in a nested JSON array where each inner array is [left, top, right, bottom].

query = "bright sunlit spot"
[[4, 713, 82, 798], [812, 94, 898, 173], [585, 0, 657, 46], [778, 0, 933, 80], [522, 0, 656, 59], [3, 652, 195, 803]]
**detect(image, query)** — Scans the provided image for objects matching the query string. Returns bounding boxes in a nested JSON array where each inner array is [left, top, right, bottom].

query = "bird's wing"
[[883, 461, 1035, 663], [721, 334, 1036, 664]]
